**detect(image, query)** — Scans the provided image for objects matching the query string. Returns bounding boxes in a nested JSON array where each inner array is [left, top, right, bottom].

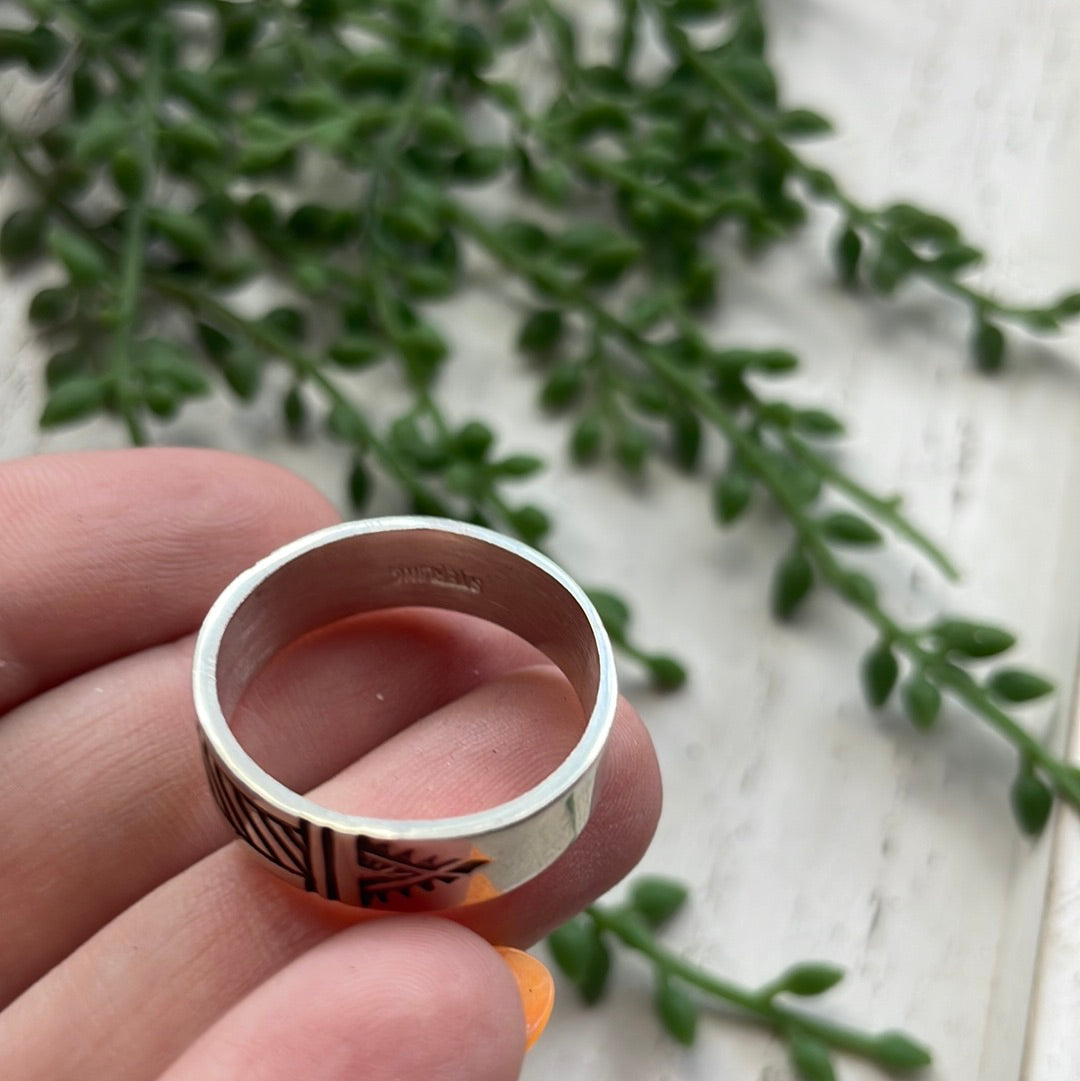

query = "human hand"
[[0, 449, 661, 1081]]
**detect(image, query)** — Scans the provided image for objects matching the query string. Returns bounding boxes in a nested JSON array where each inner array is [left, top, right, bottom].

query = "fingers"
[[3, 687, 658, 1081], [0, 449, 338, 713], [156, 919, 527, 1081], [0, 609, 546, 1006]]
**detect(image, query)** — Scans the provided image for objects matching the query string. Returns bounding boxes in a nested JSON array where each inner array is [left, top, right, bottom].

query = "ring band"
[[193, 516, 617, 910]]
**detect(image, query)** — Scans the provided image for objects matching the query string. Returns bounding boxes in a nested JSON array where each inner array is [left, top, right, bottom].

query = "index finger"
[[0, 449, 339, 714]]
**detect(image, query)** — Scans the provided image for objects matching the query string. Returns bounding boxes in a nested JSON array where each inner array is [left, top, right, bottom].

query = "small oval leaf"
[[778, 962, 845, 997], [820, 511, 883, 546], [862, 641, 900, 709], [1011, 765, 1053, 836], [655, 979, 698, 1046], [987, 667, 1055, 704], [902, 673, 941, 730], [629, 877, 689, 928], [772, 547, 814, 620]]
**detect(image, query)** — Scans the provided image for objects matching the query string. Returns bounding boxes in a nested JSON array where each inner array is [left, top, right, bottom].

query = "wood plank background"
[[2, 0, 1078, 1077]]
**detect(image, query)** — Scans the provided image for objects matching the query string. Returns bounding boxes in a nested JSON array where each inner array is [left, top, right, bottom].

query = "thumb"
[[157, 917, 551, 1081]]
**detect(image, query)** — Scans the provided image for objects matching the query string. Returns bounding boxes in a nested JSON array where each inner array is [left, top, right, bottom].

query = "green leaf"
[[629, 877, 689, 928], [790, 1032, 836, 1081], [777, 962, 845, 997], [933, 619, 1016, 659], [884, 203, 959, 243], [418, 105, 469, 149], [401, 263, 456, 299], [547, 918, 592, 983], [1052, 290, 1080, 319], [47, 226, 108, 285], [555, 223, 625, 262], [1011, 763, 1053, 836], [565, 100, 632, 141], [397, 323, 449, 384], [615, 426, 649, 473], [40, 376, 106, 427], [263, 306, 306, 342], [778, 108, 833, 137], [452, 145, 508, 183], [540, 362, 584, 410], [972, 318, 1005, 373], [987, 667, 1055, 703], [670, 410, 702, 471], [820, 511, 883, 546], [902, 673, 941, 730], [499, 219, 550, 256], [772, 547, 814, 620], [547, 919, 611, 1004], [137, 339, 211, 396], [655, 979, 697, 1046], [45, 349, 87, 389], [326, 400, 367, 444], [872, 1031, 933, 1071], [681, 258, 718, 308], [627, 293, 668, 332], [646, 654, 688, 691], [329, 335, 382, 369], [109, 146, 145, 199], [283, 385, 307, 437], [570, 414, 604, 464], [508, 504, 550, 545], [834, 224, 862, 286], [518, 308, 564, 354], [933, 244, 983, 273], [28, 286, 73, 327], [347, 456, 372, 511], [0, 207, 48, 264], [0, 25, 64, 74], [494, 454, 545, 478], [840, 572, 877, 606], [148, 208, 216, 259], [862, 641, 900, 708], [588, 589, 631, 641], [454, 420, 494, 461], [713, 469, 753, 525], [339, 49, 409, 95], [70, 103, 129, 165], [869, 235, 916, 294], [219, 349, 262, 401], [746, 349, 799, 374], [793, 409, 845, 438]]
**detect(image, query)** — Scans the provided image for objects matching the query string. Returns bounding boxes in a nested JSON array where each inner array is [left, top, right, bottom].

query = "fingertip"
[[159, 918, 527, 1081]]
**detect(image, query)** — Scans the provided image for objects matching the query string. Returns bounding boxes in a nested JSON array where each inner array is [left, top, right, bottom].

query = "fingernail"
[[495, 946, 555, 1051]]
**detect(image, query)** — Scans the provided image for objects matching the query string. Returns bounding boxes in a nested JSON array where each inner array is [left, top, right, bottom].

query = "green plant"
[[1, 0, 1076, 1073], [550, 876, 932, 1079]]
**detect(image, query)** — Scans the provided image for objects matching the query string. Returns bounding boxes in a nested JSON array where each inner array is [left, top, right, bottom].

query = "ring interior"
[[214, 529, 601, 731]]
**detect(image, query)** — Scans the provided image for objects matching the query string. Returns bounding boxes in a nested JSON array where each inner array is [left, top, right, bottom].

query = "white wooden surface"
[[3, 0, 1080, 1078]]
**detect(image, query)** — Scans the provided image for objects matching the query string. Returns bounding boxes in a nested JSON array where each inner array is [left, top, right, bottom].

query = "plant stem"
[[770, 424, 960, 580], [152, 277, 447, 511], [450, 198, 1079, 810], [588, 904, 928, 1069], [107, 29, 166, 446], [647, 1, 1048, 325]]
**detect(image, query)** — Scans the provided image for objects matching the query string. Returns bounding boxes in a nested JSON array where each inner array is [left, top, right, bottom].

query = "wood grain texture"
[[1, 0, 1079, 1078]]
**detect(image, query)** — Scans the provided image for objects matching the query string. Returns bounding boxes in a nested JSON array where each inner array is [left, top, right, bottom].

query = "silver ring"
[[193, 516, 617, 910]]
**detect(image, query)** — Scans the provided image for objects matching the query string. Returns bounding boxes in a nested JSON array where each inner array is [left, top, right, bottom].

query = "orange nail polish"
[[496, 946, 555, 1051]]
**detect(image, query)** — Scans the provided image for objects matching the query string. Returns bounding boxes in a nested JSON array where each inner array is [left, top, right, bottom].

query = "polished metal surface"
[[193, 517, 617, 910]]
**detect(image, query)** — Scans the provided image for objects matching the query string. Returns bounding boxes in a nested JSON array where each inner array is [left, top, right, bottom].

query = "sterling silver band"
[[193, 517, 617, 910]]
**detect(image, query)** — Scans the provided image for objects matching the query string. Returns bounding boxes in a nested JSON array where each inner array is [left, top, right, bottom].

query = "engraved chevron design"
[[200, 740, 314, 890], [354, 836, 489, 907]]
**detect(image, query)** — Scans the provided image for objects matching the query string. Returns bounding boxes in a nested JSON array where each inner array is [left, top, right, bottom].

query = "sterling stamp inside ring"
[[193, 516, 617, 910]]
